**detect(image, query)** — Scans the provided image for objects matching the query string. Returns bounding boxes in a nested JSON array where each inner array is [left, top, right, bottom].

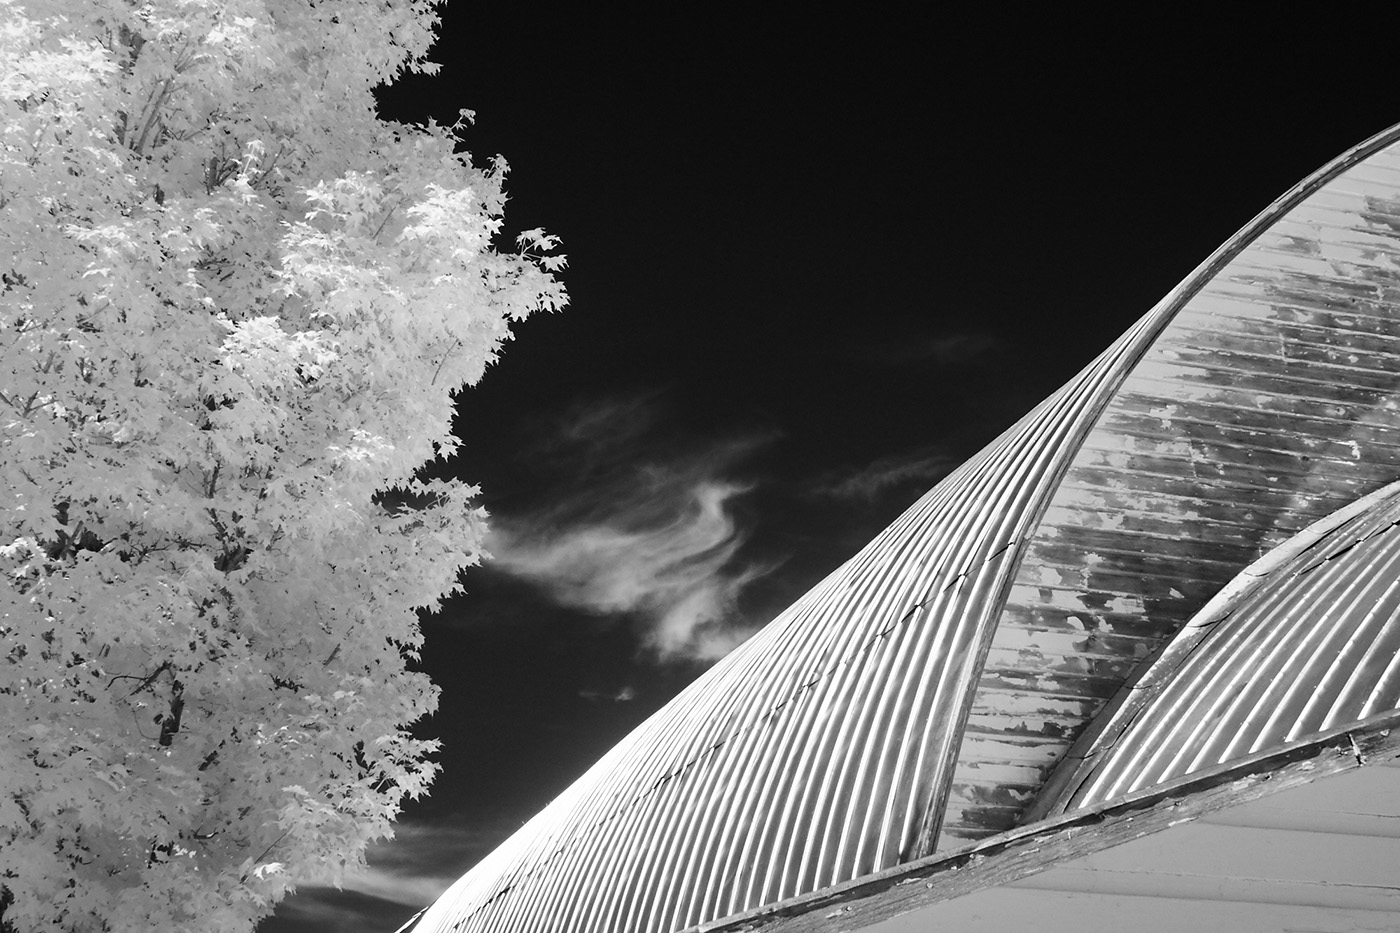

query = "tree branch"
[[108, 661, 172, 698], [158, 679, 184, 747]]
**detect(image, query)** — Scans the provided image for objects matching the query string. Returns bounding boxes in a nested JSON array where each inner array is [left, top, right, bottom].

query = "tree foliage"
[[0, 0, 565, 928]]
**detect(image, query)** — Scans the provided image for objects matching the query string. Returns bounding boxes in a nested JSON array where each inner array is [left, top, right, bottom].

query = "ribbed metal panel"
[[1040, 481, 1400, 812], [943, 127, 1400, 846], [413, 328, 1150, 933], [414, 123, 1400, 932]]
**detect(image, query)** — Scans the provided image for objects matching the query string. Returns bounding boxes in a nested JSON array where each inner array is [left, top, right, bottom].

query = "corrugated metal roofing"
[[413, 325, 1149, 933], [411, 123, 1400, 933], [1037, 480, 1400, 812], [941, 129, 1400, 846]]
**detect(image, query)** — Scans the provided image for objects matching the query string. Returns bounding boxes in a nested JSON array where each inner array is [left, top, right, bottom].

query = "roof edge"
[[1127, 118, 1400, 357], [689, 710, 1400, 933]]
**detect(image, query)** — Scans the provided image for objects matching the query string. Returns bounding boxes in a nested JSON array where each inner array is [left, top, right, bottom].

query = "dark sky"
[[262, 10, 1398, 932]]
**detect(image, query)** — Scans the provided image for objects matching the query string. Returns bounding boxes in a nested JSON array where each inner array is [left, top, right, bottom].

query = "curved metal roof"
[[1036, 479, 1400, 814], [943, 125, 1400, 845], [414, 330, 1145, 933], [412, 123, 1400, 933]]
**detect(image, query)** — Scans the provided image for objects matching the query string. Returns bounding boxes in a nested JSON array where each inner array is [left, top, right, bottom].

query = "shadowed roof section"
[[1034, 479, 1400, 815], [409, 123, 1400, 933]]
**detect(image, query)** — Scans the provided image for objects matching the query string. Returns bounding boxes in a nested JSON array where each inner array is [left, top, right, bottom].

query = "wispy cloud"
[[271, 820, 514, 932], [807, 449, 956, 501], [490, 479, 765, 661], [579, 685, 637, 702], [863, 332, 1002, 366], [264, 889, 415, 933], [337, 865, 458, 910], [484, 395, 773, 661], [359, 820, 514, 893]]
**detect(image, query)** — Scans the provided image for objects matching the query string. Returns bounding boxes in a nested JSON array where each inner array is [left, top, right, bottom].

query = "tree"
[[0, 0, 565, 929]]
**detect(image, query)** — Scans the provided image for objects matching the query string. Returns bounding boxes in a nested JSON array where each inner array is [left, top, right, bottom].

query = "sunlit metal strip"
[[1032, 480, 1400, 813], [944, 125, 1400, 847]]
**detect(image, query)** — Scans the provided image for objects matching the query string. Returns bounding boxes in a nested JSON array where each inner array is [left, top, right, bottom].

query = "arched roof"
[[943, 124, 1400, 844], [412, 333, 1139, 933], [411, 122, 1400, 933]]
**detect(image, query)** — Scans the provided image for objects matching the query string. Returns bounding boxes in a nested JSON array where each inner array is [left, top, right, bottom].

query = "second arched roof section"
[[1035, 478, 1400, 814]]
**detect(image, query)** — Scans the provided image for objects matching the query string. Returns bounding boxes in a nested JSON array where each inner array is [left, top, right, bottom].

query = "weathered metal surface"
[[1036, 481, 1400, 813], [942, 130, 1400, 847], [411, 123, 1400, 933]]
